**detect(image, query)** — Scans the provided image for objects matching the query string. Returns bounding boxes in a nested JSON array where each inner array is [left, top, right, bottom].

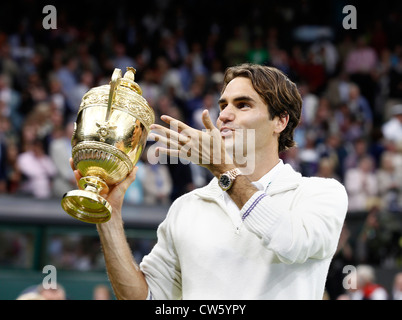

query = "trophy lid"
[[119, 67, 143, 96], [78, 67, 155, 130]]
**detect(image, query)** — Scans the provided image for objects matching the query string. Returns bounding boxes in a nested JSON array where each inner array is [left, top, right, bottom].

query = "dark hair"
[[222, 63, 302, 153]]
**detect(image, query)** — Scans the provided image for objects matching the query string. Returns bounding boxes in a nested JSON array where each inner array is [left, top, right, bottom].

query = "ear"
[[274, 114, 289, 134]]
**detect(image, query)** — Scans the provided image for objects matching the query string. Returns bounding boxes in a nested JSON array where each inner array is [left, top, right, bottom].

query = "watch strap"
[[226, 168, 242, 180]]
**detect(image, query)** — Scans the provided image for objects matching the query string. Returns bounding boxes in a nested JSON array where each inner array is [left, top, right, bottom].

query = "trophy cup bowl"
[[61, 67, 155, 223]]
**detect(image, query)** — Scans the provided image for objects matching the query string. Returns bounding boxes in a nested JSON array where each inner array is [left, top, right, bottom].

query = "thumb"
[[202, 109, 216, 131], [110, 166, 139, 196], [119, 166, 139, 192]]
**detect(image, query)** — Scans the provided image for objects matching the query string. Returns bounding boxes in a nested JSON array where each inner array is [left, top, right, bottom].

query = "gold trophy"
[[61, 67, 154, 223]]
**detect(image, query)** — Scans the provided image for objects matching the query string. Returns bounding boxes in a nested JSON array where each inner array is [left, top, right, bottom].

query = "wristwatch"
[[218, 168, 242, 191]]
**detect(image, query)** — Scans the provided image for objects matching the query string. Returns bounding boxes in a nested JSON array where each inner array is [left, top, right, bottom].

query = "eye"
[[219, 104, 227, 111], [237, 102, 251, 109]]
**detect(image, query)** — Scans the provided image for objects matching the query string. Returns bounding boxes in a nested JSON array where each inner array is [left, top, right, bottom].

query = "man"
[[382, 104, 402, 144], [71, 63, 348, 299], [348, 264, 388, 300]]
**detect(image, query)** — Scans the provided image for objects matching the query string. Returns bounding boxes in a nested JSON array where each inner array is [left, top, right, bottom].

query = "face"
[[217, 77, 285, 158]]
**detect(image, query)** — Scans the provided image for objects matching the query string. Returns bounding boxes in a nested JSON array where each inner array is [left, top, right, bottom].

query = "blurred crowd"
[[1, 0, 402, 298], [16, 282, 112, 300], [13, 267, 402, 300], [326, 264, 402, 300]]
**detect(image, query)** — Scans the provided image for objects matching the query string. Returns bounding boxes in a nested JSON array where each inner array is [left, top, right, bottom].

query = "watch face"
[[219, 174, 231, 190]]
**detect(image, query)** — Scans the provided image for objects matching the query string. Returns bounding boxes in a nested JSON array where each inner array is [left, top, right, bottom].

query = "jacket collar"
[[193, 164, 302, 201]]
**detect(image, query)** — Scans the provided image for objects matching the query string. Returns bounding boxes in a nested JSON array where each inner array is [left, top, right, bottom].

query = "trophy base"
[[61, 189, 112, 224]]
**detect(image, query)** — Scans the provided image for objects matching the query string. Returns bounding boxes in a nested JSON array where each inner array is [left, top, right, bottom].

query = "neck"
[[235, 147, 280, 181]]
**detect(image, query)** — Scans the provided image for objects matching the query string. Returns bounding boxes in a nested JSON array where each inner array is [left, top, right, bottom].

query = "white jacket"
[[140, 164, 348, 299]]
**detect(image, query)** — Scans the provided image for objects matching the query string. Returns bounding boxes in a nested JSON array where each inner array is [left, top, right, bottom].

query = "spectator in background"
[[0, 113, 19, 197], [49, 122, 76, 198], [0, 138, 6, 192], [298, 130, 320, 177], [16, 292, 45, 300], [345, 36, 378, 75], [376, 151, 402, 212], [316, 157, 340, 181], [192, 93, 219, 130], [48, 77, 69, 119], [344, 137, 370, 174], [0, 73, 22, 132], [355, 203, 383, 265], [4, 142, 20, 194], [247, 37, 270, 65], [19, 72, 48, 118], [292, 50, 326, 94], [391, 272, 402, 300], [310, 97, 333, 145], [67, 70, 94, 115], [55, 57, 79, 101], [142, 144, 172, 205], [0, 43, 20, 88], [298, 81, 319, 127], [382, 104, 402, 144], [17, 282, 67, 300], [93, 284, 112, 300], [317, 133, 348, 181], [389, 46, 402, 100], [185, 81, 204, 126], [325, 70, 353, 109], [346, 83, 373, 136], [349, 264, 388, 300], [138, 67, 162, 108], [155, 56, 185, 101], [111, 43, 136, 74], [224, 26, 249, 67], [124, 156, 145, 205], [344, 35, 378, 108], [17, 138, 57, 199], [310, 38, 339, 77], [37, 283, 67, 300], [344, 155, 378, 212], [280, 146, 301, 173]]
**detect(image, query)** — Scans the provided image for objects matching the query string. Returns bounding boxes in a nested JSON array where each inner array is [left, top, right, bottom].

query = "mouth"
[[220, 127, 235, 138]]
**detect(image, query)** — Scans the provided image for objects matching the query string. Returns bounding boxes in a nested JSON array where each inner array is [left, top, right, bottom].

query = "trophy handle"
[[105, 68, 122, 122]]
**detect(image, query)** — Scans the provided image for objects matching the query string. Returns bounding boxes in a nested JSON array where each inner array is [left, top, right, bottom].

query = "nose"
[[218, 105, 235, 124]]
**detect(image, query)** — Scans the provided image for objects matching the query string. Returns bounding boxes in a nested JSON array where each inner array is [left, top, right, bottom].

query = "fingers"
[[149, 133, 183, 150], [69, 157, 75, 171], [70, 157, 83, 188], [73, 170, 82, 186], [70, 157, 81, 187], [155, 147, 180, 159], [149, 129, 189, 146], [159, 115, 190, 132]]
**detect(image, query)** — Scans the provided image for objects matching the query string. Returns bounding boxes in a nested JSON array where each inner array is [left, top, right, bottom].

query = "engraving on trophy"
[[96, 121, 117, 142]]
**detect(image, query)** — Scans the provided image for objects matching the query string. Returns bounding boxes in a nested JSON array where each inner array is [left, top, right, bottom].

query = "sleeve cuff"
[[240, 191, 282, 241]]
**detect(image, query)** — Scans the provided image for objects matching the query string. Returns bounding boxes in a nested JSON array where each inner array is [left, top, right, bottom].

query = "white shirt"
[[382, 117, 402, 143], [141, 163, 348, 300]]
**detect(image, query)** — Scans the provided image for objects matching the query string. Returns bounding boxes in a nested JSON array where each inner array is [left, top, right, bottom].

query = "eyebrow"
[[218, 95, 257, 105]]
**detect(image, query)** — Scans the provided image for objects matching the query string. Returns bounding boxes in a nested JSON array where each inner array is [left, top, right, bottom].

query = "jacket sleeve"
[[139, 201, 182, 300], [241, 177, 348, 264]]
